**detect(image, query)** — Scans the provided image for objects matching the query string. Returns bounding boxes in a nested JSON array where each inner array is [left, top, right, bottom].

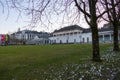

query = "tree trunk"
[[113, 22, 119, 51], [111, 0, 119, 51], [89, 0, 101, 61], [91, 22, 101, 61]]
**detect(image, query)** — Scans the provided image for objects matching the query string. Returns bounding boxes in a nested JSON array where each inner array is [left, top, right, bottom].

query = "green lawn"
[[0, 44, 113, 79]]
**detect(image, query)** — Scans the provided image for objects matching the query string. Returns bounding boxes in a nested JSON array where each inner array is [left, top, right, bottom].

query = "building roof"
[[53, 25, 92, 33], [99, 23, 120, 32], [37, 34, 50, 38], [98, 27, 113, 32], [16, 30, 48, 34], [52, 23, 120, 34], [16, 31, 22, 34], [53, 25, 84, 33], [83, 28, 91, 33]]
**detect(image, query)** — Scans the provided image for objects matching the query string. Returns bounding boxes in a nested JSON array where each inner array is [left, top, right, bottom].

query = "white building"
[[15, 30, 48, 40], [98, 23, 120, 43], [49, 24, 120, 44], [11, 30, 50, 44], [49, 25, 92, 44], [9, 23, 120, 45]]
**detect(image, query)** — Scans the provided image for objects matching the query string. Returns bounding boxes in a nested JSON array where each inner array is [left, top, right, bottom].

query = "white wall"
[[81, 33, 92, 43], [49, 32, 92, 44]]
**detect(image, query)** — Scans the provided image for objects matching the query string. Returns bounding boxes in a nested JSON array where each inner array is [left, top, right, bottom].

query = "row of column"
[[102, 34, 112, 41], [53, 32, 81, 37], [100, 34, 120, 41]]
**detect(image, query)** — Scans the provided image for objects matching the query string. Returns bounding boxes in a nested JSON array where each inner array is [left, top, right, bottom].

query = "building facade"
[[49, 24, 120, 44], [11, 30, 50, 45], [49, 25, 92, 44], [98, 23, 120, 43], [9, 23, 120, 45]]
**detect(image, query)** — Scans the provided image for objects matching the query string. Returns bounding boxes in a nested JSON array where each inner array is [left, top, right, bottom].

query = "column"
[[110, 34, 112, 41], [103, 34, 105, 41]]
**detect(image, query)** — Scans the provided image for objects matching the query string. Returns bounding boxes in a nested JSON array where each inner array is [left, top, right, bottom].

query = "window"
[[83, 38, 85, 43], [60, 34, 62, 36], [104, 35, 110, 41], [78, 32, 80, 34], [57, 34, 59, 36], [54, 40, 56, 43], [87, 37, 89, 43], [60, 40, 62, 44], [67, 33, 69, 35], [66, 39, 69, 43], [99, 35, 103, 41], [74, 32, 77, 34], [70, 32, 73, 35], [74, 39, 76, 43]]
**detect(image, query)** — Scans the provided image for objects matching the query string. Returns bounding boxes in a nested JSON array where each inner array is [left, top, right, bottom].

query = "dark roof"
[[83, 23, 120, 33], [83, 28, 91, 33], [99, 23, 114, 32], [99, 23, 120, 32], [37, 33, 50, 38], [54, 25, 84, 33], [81, 27, 113, 33], [98, 27, 113, 32], [16, 31, 22, 34]]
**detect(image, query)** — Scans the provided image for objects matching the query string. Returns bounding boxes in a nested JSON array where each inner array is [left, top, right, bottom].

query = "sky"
[[0, 9, 90, 34], [0, 12, 49, 34], [0, 7, 28, 34], [0, 0, 90, 34], [0, 0, 106, 34]]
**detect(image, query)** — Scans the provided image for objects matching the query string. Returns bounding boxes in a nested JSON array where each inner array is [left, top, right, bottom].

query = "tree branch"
[[74, 0, 90, 18], [0, 0, 4, 13], [97, 0, 120, 19]]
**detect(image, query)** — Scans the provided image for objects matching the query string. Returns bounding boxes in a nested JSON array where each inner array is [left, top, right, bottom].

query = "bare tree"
[[101, 0, 120, 51], [6, 0, 79, 29], [74, 0, 111, 61]]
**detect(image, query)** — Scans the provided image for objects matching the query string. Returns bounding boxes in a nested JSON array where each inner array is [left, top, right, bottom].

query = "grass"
[[0, 44, 113, 79]]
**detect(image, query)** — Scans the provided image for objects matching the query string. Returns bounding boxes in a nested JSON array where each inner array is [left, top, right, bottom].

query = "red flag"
[[1, 35, 5, 42]]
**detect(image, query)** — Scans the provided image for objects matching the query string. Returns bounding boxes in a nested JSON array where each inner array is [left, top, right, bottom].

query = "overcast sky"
[[0, 9, 90, 34], [0, 0, 106, 34]]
